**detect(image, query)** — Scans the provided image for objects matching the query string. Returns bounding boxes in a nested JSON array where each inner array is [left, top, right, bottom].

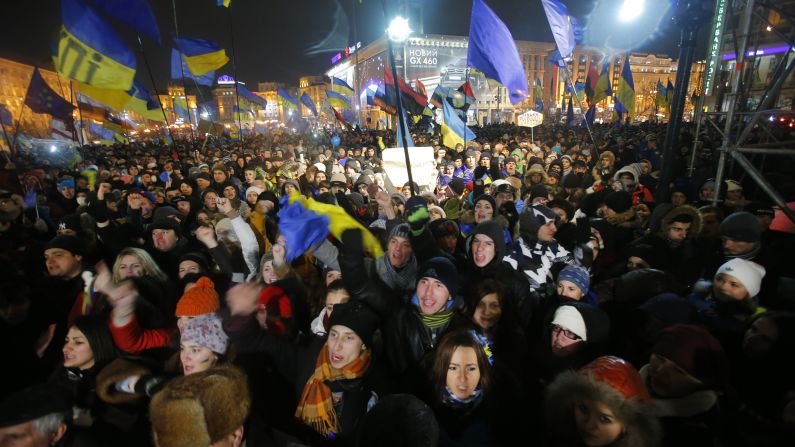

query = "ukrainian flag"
[[173, 96, 190, 120], [326, 90, 352, 110], [217, 0, 231, 7], [534, 78, 544, 111], [277, 88, 299, 111], [77, 82, 132, 112], [614, 53, 635, 116], [440, 97, 475, 149], [656, 80, 668, 108], [591, 62, 612, 105], [126, 82, 164, 121], [174, 37, 229, 76], [329, 77, 354, 96], [58, 0, 137, 90]]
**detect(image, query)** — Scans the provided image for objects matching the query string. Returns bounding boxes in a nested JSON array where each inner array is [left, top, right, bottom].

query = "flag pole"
[[53, 75, 78, 146], [226, 2, 244, 138], [561, 64, 595, 147], [10, 67, 37, 154], [70, 81, 85, 146], [171, 0, 197, 143], [136, 36, 177, 152]]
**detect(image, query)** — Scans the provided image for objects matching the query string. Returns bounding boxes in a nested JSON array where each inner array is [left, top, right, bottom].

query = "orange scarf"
[[295, 342, 371, 438]]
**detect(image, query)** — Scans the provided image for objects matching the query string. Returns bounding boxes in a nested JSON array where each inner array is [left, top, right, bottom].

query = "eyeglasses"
[[551, 324, 582, 341]]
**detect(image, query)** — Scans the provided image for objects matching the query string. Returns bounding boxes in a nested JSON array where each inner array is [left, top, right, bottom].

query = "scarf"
[[411, 294, 455, 329], [443, 387, 483, 410], [295, 342, 371, 438], [376, 253, 417, 292]]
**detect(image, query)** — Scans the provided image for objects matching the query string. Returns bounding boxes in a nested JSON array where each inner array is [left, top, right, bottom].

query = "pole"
[[171, 0, 197, 143], [137, 36, 177, 151], [657, 1, 709, 203], [386, 37, 416, 196], [70, 81, 85, 146], [226, 3, 244, 138]]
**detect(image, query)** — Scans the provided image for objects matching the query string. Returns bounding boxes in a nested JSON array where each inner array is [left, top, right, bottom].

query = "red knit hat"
[[258, 285, 287, 311], [579, 356, 650, 404], [175, 277, 219, 317]]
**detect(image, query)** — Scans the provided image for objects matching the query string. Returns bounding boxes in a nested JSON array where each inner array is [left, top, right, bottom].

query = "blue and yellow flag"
[[0, 104, 12, 126], [58, 0, 137, 91], [174, 37, 229, 76], [85, 0, 161, 43], [279, 192, 383, 261], [614, 53, 635, 116], [329, 76, 354, 96], [300, 92, 318, 117], [534, 78, 544, 112], [217, 0, 231, 7], [666, 79, 674, 107], [173, 96, 190, 120], [656, 80, 668, 108], [25, 68, 76, 122], [326, 90, 352, 110], [277, 88, 299, 111], [126, 82, 164, 121], [170, 49, 215, 86], [77, 82, 132, 112], [591, 61, 612, 105], [440, 97, 475, 149]]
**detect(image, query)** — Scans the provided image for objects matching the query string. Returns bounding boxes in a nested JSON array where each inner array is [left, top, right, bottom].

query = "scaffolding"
[[690, 0, 795, 224]]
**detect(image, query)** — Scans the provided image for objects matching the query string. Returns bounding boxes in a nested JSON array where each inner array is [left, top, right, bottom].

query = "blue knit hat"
[[558, 265, 590, 293]]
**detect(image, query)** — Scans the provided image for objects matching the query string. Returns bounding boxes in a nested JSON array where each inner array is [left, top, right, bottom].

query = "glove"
[[341, 228, 364, 255], [473, 166, 487, 180], [407, 206, 430, 236]]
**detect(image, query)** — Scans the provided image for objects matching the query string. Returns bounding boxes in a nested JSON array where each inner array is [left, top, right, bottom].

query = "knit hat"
[[604, 190, 633, 213], [179, 252, 210, 273], [529, 184, 549, 201], [256, 191, 280, 213], [388, 223, 411, 241], [552, 305, 588, 341], [720, 211, 762, 242], [390, 193, 407, 205], [427, 205, 446, 218], [714, 258, 766, 298], [330, 173, 347, 186], [417, 257, 459, 296], [470, 221, 507, 260], [245, 186, 264, 197], [328, 301, 380, 347], [653, 324, 729, 390], [57, 214, 82, 233], [579, 356, 650, 403], [149, 366, 250, 447], [725, 179, 743, 192], [558, 265, 590, 293], [45, 235, 85, 257], [473, 194, 496, 212], [448, 178, 465, 196], [154, 206, 185, 222], [405, 195, 427, 213], [429, 219, 459, 239], [175, 277, 220, 317], [149, 217, 182, 235], [442, 197, 461, 220], [181, 313, 228, 355]]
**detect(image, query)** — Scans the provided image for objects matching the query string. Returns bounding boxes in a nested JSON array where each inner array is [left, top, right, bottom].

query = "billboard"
[[404, 40, 495, 101]]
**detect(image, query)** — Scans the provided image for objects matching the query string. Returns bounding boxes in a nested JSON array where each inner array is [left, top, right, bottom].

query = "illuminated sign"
[[217, 75, 235, 85], [703, 0, 726, 96], [330, 42, 362, 65], [721, 45, 794, 60]]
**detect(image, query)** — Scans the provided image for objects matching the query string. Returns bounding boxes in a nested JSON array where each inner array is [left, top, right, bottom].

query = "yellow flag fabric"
[[288, 193, 384, 258], [57, 27, 135, 91], [77, 83, 132, 112], [183, 49, 229, 77], [127, 95, 164, 121]]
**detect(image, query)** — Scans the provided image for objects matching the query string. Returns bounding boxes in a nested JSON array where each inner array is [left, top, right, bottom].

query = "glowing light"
[[387, 16, 412, 42], [618, 0, 645, 22], [50, 145, 57, 153]]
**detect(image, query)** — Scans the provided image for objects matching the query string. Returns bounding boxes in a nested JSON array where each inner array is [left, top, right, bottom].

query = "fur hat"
[[149, 366, 250, 447], [175, 277, 219, 317], [545, 356, 661, 447]]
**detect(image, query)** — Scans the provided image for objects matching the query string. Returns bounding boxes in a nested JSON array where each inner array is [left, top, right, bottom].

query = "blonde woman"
[[112, 247, 168, 284]]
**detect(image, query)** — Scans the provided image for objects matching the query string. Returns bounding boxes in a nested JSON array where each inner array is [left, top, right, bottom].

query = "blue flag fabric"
[[0, 104, 12, 126], [300, 93, 318, 117], [170, 49, 215, 86], [467, 0, 527, 105], [173, 37, 229, 76], [24, 68, 76, 122], [199, 101, 219, 121], [396, 110, 414, 147], [277, 196, 331, 262], [277, 88, 299, 110], [583, 105, 595, 127], [238, 85, 268, 108], [440, 98, 476, 148], [566, 96, 575, 126], [86, 0, 161, 43], [541, 0, 579, 60]]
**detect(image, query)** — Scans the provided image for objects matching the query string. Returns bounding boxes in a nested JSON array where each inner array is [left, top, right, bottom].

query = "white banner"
[[518, 110, 544, 128], [382, 146, 437, 193]]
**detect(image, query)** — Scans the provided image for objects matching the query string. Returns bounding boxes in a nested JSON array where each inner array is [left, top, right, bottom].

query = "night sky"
[[0, 0, 706, 91]]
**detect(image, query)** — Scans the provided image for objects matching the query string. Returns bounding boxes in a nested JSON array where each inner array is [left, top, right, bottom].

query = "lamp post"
[[386, 15, 416, 196], [657, 0, 713, 202]]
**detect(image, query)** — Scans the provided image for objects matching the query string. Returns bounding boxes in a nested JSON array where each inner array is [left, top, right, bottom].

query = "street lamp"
[[385, 14, 416, 196]]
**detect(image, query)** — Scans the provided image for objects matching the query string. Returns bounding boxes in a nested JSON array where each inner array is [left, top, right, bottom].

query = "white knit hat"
[[245, 186, 264, 197], [714, 258, 766, 298], [552, 305, 587, 341]]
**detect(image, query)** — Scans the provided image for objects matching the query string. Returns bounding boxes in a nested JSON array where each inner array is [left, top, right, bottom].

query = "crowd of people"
[[1, 120, 794, 447]]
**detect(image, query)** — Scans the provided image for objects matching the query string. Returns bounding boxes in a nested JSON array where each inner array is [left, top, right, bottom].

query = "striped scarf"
[[295, 342, 371, 438], [411, 294, 455, 329]]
